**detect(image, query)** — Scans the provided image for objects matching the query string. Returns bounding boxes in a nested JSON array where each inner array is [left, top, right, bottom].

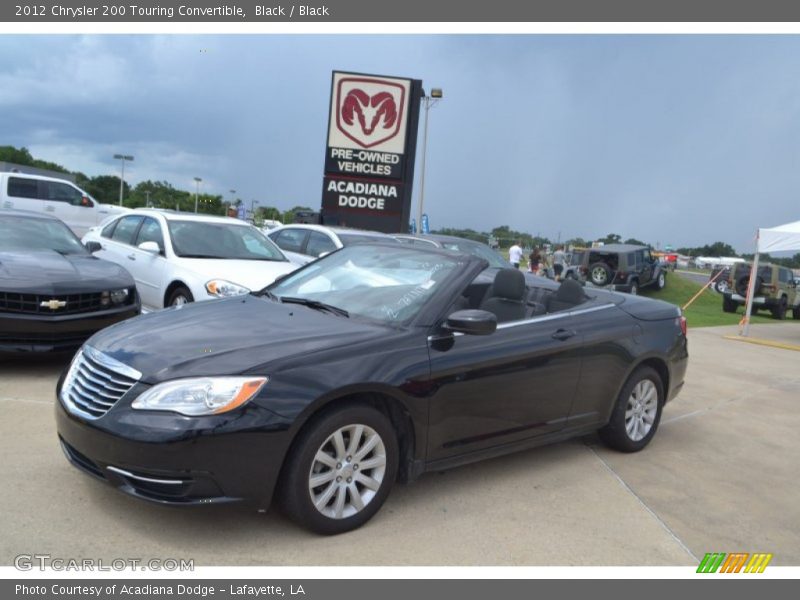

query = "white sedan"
[[82, 209, 299, 312]]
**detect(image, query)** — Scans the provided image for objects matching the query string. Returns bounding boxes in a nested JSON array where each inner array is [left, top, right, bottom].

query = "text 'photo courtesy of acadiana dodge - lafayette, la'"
[[0, 33, 799, 576], [15, 584, 305, 596]]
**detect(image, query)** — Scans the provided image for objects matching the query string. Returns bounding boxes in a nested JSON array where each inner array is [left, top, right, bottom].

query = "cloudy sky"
[[2, 34, 800, 251]]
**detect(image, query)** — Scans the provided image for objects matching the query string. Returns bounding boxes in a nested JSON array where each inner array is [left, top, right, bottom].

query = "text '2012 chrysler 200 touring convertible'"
[[56, 244, 688, 534]]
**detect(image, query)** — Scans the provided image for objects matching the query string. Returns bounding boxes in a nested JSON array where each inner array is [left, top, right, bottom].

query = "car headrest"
[[492, 268, 526, 301], [555, 278, 585, 304]]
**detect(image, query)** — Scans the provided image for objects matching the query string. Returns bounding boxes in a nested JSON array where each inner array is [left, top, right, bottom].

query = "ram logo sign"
[[337, 81, 404, 149], [696, 552, 773, 573]]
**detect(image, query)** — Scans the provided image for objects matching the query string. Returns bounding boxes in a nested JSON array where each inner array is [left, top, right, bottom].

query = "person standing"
[[552, 245, 567, 281], [509, 240, 523, 269], [528, 247, 541, 274]]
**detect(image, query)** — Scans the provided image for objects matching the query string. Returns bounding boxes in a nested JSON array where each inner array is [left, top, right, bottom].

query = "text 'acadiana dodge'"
[[327, 179, 399, 210]]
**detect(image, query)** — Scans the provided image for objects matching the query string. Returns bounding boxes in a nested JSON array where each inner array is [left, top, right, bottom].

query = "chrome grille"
[[61, 346, 142, 419]]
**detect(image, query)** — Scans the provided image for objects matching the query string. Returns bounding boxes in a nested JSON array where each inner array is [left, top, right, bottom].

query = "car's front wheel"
[[656, 271, 666, 290], [280, 404, 399, 535], [599, 366, 664, 453], [628, 280, 639, 295], [167, 286, 194, 307]]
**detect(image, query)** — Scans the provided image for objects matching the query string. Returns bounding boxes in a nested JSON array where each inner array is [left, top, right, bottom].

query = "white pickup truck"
[[0, 172, 129, 237]]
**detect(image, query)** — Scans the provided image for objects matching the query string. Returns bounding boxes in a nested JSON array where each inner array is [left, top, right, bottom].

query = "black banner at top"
[[6, 0, 800, 22]]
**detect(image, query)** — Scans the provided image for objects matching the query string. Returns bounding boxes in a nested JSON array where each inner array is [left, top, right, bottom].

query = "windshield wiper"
[[280, 296, 349, 318], [256, 289, 279, 301]]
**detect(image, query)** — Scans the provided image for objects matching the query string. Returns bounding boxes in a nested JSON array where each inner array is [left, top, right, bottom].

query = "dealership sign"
[[321, 71, 423, 232]]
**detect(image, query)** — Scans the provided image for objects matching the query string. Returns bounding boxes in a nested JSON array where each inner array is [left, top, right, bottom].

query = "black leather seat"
[[546, 279, 586, 313], [479, 268, 527, 322]]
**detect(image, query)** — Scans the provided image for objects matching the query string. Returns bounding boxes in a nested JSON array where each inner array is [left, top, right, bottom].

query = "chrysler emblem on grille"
[[41, 299, 67, 310]]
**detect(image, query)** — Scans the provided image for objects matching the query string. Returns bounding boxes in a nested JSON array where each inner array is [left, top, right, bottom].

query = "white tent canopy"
[[758, 220, 800, 253], [742, 219, 800, 336]]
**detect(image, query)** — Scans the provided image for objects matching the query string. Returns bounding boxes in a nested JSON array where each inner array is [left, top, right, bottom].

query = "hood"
[[175, 257, 297, 290], [87, 294, 387, 383], [0, 250, 134, 294]]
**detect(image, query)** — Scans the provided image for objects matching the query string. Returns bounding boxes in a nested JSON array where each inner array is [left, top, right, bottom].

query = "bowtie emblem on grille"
[[41, 299, 67, 310]]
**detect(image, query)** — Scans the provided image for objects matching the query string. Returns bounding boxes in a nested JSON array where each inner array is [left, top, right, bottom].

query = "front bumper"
[[0, 303, 140, 353], [55, 391, 293, 508]]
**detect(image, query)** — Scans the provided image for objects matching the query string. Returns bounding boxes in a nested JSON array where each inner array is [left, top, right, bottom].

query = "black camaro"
[[56, 243, 688, 534], [0, 210, 140, 353]]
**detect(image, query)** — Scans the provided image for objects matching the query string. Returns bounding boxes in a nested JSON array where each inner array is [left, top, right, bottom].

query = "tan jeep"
[[722, 262, 800, 319]]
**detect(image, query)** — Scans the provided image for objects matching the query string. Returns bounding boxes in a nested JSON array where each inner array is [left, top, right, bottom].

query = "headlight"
[[206, 279, 250, 297], [131, 377, 267, 416], [110, 288, 129, 305]]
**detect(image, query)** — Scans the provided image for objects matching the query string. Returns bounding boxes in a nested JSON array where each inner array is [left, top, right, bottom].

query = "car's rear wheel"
[[280, 404, 398, 535], [599, 366, 664, 453], [722, 296, 738, 313], [167, 286, 193, 307], [589, 262, 612, 286], [772, 296, 788, 320], [735, 275, 762, 297], [793, 305, 800, 320], [628, 280, 639, 295]]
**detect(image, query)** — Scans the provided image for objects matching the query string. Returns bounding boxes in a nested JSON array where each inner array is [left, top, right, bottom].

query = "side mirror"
[[138, 241, 161, 254], [444, 309, 497, 336], [84, 241, 102, 253]]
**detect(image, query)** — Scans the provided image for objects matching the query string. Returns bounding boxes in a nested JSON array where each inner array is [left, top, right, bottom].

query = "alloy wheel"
[[308, 424, 387, 520], [624, 379, 658, 441]]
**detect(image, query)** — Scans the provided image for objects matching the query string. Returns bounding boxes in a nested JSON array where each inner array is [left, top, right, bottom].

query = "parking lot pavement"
[[0, 323, 797, 566]]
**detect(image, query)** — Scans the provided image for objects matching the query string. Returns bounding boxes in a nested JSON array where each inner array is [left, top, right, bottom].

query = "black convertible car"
[[0, 210, 140, 353], [56, 243, 688, 534]]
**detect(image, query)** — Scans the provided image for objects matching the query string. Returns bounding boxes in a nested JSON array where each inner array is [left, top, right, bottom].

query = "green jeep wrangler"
[[722, 262, 800, 320]]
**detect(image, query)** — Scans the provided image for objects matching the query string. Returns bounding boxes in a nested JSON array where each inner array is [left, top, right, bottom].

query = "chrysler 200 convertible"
[[56, 243, 688, 534]]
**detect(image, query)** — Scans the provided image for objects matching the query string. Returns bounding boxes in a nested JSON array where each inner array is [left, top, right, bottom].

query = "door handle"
[[127, 254, 136, 261], [552, 328, 577, 341]]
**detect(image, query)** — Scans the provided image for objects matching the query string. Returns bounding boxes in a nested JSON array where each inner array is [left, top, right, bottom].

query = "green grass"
[[640, 273, 798, 328]]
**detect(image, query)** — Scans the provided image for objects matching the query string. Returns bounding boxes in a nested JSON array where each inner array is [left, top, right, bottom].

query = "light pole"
[[417, 88, 443, 233], [113, 154, 134, 206], [193, 177, 202, 213]]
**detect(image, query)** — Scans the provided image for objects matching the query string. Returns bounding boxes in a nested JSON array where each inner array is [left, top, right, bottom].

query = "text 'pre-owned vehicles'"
[[56, 244, 688, 534], [82, 209, 298, 312], [1, 172, 128, 238], [0, 211, 139, 353]]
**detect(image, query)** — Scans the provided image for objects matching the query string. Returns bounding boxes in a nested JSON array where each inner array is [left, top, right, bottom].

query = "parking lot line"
[[723, 335, 800, 352]]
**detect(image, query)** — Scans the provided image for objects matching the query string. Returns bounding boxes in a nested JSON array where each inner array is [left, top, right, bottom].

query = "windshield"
[[0, 216, 87, 255], [267, 245, 463, 323], [439, 240, 509, 268], [168, 221, 287, 260]]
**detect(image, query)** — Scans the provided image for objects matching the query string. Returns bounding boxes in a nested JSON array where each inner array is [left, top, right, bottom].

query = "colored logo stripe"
[[697, 552, 772, 573]]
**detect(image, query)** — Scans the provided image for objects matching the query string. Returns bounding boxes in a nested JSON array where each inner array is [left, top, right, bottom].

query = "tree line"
[[3, 145, 798, 267]]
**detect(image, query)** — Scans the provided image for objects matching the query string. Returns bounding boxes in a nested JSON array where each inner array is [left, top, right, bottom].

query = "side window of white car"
[[111, 216, 144, 246], [7, 177, 39, 199]]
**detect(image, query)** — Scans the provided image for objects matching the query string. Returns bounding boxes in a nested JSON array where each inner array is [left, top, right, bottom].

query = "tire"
[[167, 286, 194, 307], [589, 262, 612, 286], [280, 404, 399, 535], [793, 305, 800, 320], [722, 296, 738, 313], [714, 280, 729, 294], [735, 275, 762, 297], [628, 280, 639, 295], [655, 271, 666, 290], [772, 296, 788, 320], [599, 366, 664, 453]]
